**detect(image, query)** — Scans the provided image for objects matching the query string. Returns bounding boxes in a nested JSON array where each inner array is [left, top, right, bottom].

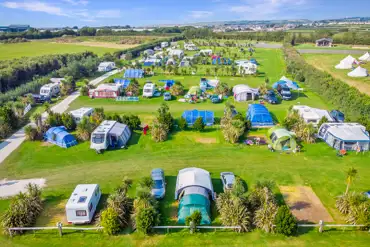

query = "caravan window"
[[89, 203, 93, 212], [76, 210, 87, 217], [144, 89, 152, 93], [92, 134, 104, 144]]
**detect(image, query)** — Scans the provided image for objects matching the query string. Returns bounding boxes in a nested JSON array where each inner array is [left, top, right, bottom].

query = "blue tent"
[[182, 110, 214, 126], [246, 104, 274, 128], [114, 79, 130, 89], [124, 69, 144, 78], [44, 126, 77, 148], [159, 80, 174, 88], [250, 58, 258, 65], [273, 80, 299, 90]]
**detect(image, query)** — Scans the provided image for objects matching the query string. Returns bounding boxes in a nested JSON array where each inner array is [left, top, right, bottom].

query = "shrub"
[[151, 119, 168, 142], [185, 210, 202, 226], [24, 125, 38, 141], [274, 205, 297, 236], [136, 207, 159, 234], [215, 82, 230, 96], [80, 85, 89, 96], [0, 122, 12, 139], [193, 117, 205, 131], [76, 116, 94, 141], [90, 107, 105, 126], [170, 81, 185, 96], [138, 177, 154, 189], [178, 117, 187, 130], [61, 113, 76, 130], [122, 114, 141, 130], [100, 208, 121, 235], [157, 103, 173, 131]]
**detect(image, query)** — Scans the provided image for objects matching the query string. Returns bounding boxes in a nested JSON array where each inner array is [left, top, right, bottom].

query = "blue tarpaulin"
[[159, 80, 174, 87], [247, 104, 274, 128], [182, 109, 214, 126], [44, 126, 77, 148], [124, 69, 144, 78], [114, 79, 131, 88]]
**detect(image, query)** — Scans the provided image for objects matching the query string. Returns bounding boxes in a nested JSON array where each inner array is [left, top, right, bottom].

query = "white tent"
[[233, 84, 259, 101], [335, 55, 358, 69], [348, 66, 368, 77], [175, 168, 214, 200], [359, 52, 370, 62]]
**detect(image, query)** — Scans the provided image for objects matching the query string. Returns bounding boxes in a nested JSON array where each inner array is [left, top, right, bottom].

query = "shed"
[[348, 66, 368, 77], [65, 184, 101, 224], [124, 69, 144, 78], [292, 105, 334, 127], [233, 84, 259, 101], [44, 126, 77, 148], [98, 62, 115, 72], [359, 52, 370, 62], [316, 38, 333, 47], [182, 110, 214, 126], [69, 107, 94, 123], [318, 123, 370, 151], [246, 104, 274, 128], [175, 168, 214, 225], [268, 127, 297, 151]]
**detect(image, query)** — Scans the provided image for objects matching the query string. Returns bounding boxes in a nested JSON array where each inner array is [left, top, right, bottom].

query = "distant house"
[[98, 62, 115, 72], [316, 38, 333, 47]]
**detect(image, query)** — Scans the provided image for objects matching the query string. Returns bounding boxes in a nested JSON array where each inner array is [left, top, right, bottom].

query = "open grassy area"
[[294, 43, 367, 50], [1, 47, 370, 246], [302, 53, 370, 95], [0, 40, 120, 60]]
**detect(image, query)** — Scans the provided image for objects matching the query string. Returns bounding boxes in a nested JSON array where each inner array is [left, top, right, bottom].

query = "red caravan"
[[89, 84, 122, 99]]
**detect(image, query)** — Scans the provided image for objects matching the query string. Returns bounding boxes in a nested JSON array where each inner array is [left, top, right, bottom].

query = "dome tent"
[[44, 126, 77, 148], [268, 127, 297, 151], [359, 52, 370, 62], [348, 66, 368, 77], [335, 55, 359, 69]]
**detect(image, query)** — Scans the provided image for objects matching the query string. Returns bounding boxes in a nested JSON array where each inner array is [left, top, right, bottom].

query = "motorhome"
[[143, 82, 156, 97], [161, 41, 169, 48], [90, 120, 131, 153], [40, 82, 60, 97], [69, 107, 94, 124], [65, 184, 101, 224]]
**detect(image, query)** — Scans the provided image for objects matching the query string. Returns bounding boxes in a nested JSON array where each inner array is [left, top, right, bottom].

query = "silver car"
[[220, 172, 236, 192], [151, 168, 166, 199]]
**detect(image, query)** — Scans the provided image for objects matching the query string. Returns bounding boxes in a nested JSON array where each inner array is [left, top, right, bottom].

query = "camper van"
[[143, 82, 156, 97], [161, 42, 169, 48], [65, 184, 101, 224], [40, 82, 60, 97], [90, 120, 131, 153], [70, 107, 94, 124]]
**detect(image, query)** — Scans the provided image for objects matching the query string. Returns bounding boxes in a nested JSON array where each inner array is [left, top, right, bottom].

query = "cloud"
[[62, 0, 89, 6], [95, 9, 121, 19], [188, 10, 214, 19], [1, 1, 68, 16]]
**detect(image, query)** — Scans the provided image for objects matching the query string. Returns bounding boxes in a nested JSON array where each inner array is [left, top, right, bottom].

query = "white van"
[[143, 83, 156, 97], [40, 82, 60, 97], [65, 184, 101, 224]]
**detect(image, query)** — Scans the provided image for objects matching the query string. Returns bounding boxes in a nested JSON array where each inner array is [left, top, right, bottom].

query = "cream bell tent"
[[348, 66, 368, 77], [359, 52, 370, 62], [335, 55, 359, 69]]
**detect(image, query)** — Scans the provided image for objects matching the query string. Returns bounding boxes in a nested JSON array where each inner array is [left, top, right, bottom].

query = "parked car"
[[330, 110, 345, 122], [163, 92, 171, 101], [364, 191, 370, 199], [263, 90, 278, 104], [30, 94, 51, 104], [210, 94, 221, 104], [151, 168, 166, 199], [220, 172, 236, 192], [277, 85, 292, 100]]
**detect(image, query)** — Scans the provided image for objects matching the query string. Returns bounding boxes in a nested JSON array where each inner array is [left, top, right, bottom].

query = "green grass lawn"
[[294, 43, 369, 50], [302, 53, 370, 95], [0, 40, 120, 60], [1, 48, 370, 246]]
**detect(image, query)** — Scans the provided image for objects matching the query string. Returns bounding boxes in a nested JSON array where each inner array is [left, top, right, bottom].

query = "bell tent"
[[348, 66, 368, 77], [268, 127, 297, 152], [335, 55, 359, 69], [359, 52, 370, 62]]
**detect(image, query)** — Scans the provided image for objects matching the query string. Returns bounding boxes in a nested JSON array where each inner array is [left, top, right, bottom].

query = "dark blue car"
[[263, 90, 278, 104], [330, 110, 345, 122]]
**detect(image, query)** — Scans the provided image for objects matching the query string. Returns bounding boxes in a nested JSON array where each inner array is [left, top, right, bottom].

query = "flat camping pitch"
[[279, 186, 333, 223]]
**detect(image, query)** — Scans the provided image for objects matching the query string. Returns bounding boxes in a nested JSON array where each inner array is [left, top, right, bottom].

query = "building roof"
[[69, 107, 94, 117], [316, 38, 333, 42], [175, 167, 214, 199], [325, 123, 370, 142], [66, 184, 99, 209]]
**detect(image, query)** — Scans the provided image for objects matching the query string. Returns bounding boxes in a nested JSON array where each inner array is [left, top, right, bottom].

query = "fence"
[[153, 225, 242, 233], [7, 222, 103, 237]]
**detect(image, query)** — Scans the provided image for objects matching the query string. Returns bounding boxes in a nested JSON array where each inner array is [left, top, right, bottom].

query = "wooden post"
[[319, 220, 324, 233], [57, 222, 63, 237]]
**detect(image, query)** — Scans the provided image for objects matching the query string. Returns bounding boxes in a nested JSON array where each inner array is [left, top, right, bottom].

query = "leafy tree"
[[157, 103, 173, 132], [274, 205, 297, 236], [136, 207, 159, 234], [345, 167, 357, 195], [215, 82, 230, 96], [151, 119, 168, 142], [76, 116, 94, 141], [24, 125, 38, 141], [193, 117, 205, 131], [90, 107, 105, 126], [100, 208, 121, 235], [61, 113, 76, 130], [80, 85, 89, 96], [318, 116, 328, 129], [178, 117, 187, 130], [0, 106, 18, 129]]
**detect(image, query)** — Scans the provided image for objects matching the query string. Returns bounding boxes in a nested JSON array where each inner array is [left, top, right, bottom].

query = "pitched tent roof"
[[178, 193, 211, 225], [267, 127, 297, 151], [182, 109, 214, 126], [335, 55, 359, 69], [247, 104, 274, 128], [232, 84, 259, 101], [348, 66, 368, 77], [124, 69, 144, 78], [44, 126, 77, 148], [278, 76, 299, 90], [359, 52, 370, 61]]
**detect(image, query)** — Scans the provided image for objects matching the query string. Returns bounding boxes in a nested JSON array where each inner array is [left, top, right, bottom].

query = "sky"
[[0, 0, 369, 28]]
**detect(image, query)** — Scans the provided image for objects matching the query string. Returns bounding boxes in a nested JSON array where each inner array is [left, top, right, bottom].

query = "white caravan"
[[69, 107, 94, 124], [161, 41, 169, 48], [90, 120, 131, 153], [98, 62, 116, 72], [65, 184, 101, 224], [40, 82, 60, 97], [143, 82, 156, 97]]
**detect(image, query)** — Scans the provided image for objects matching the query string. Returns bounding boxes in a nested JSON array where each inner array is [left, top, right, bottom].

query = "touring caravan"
[[65, 184, 101, 224], [40, 82, 60, 97], [70, 107, 94, 124], [161, 41, 169, 48], [90, 120, 131, 153], [143, 82, 156, 97]]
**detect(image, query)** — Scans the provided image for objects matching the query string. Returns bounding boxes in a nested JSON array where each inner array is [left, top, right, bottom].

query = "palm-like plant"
[[346, 201, 370, 226], [253, 200, 278, 233], [345, 167, 357, 195], [107, 192, 132, 228], [151, 119, 168, 142], [24, 125, 37, 141], [76, 117, 93, 141], [32, 113, 42, 128], [336, 192, 366, 215]]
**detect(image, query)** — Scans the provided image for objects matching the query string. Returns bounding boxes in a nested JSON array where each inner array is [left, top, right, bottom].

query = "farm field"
[[302, 53, 370, 95], [0, 40, 120, 60], [1, 47, 370, 247]]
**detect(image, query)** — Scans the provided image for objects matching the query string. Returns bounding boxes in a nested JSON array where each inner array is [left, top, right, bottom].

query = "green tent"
[[188, 86, 201, 96], [268, 126, 297, 151], [178, 194, 211, 225]]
